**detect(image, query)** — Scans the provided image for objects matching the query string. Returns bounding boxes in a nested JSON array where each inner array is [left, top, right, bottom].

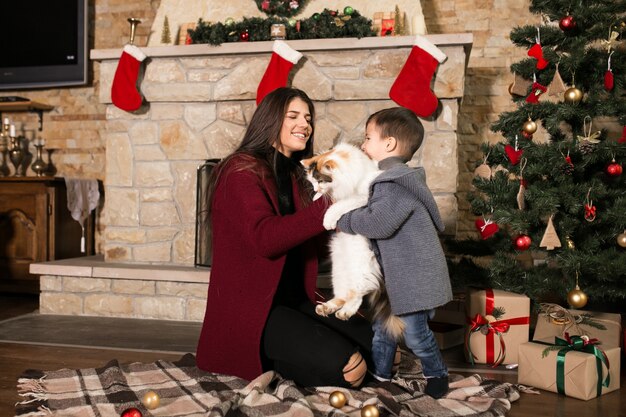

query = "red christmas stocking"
[[256, 40, 303, 105], [111, 44, 147, 112], [389, 35, 447, 118]]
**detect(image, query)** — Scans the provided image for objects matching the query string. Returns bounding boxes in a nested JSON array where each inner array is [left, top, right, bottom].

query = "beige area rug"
[[15, 351, 524, 417]]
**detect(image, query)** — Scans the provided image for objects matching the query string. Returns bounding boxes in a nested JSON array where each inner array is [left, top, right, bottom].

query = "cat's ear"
[[319, 159, 338, 174], [300, 157, 313, 168]]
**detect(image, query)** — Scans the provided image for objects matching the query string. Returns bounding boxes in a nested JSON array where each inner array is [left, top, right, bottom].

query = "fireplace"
[[32, 34, 472, 321]]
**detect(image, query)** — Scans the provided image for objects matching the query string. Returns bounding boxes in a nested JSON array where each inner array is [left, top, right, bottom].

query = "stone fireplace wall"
[[93, 35, 471, 266]]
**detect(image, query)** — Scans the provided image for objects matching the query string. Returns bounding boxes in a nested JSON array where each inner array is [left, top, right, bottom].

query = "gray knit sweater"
[[336, 157, 453, 315]]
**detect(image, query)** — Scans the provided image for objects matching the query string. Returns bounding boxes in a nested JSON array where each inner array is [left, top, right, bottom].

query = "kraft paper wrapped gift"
[[429, 321, 465, 350], [533, 306, 622, 349], [518, 339, 621, 401], [465, 288, 530, 365]]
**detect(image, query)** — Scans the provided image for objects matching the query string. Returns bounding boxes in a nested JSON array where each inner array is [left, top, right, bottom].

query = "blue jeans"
[[372, 309, 448, 380]]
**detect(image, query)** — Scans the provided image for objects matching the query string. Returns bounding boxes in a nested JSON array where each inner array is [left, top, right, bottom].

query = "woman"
[[196, 87, 373, 388]]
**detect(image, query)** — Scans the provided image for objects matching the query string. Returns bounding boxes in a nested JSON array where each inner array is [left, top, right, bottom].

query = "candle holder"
[[31, 142, 47, 177], [9, 137, 24, 176], [45, 148, 57, 177], [128, 18, 141, 45], [18, 137, 32, 176]]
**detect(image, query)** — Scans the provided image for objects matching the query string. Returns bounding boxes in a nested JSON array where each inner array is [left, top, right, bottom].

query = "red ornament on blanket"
[[120, 408, 142, 417]]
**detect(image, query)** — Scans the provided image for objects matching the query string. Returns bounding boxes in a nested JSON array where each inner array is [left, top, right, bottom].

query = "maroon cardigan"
[[195, 155, 329, 380]]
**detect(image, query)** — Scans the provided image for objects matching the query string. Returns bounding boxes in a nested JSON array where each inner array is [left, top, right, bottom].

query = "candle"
[[412, 15, 427, 35], [9, 124, 15, 137]]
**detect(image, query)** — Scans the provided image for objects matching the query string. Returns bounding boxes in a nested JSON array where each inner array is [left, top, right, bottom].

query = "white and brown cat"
[[301, 143, 404, 339]]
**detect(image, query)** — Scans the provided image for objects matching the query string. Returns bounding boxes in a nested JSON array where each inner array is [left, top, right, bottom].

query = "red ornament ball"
[[514, 234, 532, 251], [559, 15, 577, 31], [521, 130, 533, 140], [606, 160, 623, 177], [120, 408, 142, 417], [239, 30, 249, 42]]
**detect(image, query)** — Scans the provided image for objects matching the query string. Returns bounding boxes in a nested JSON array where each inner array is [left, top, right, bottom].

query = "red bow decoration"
[[465, 289, 530, 367], [528, 43, 548, 70], [475, 217, 499, 239], [505, 144, 523, 165], [584, 204, 597, 222]]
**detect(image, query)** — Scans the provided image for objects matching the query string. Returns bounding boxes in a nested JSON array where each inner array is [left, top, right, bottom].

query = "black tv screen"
[[0, 0, 88, 90]]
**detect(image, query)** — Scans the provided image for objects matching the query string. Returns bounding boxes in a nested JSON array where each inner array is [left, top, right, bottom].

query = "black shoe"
[[425, 376, 449, 399]]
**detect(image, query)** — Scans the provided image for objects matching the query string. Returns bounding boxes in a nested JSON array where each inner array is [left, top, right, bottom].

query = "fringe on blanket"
[[16, 375, 51, 416]]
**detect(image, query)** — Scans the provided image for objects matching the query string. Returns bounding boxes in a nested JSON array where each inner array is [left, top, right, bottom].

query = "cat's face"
[[301, 143, 372, 201], [301, 151, 336, 200]]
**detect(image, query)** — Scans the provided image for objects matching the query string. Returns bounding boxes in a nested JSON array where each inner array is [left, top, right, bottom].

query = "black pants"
[[262, 301, 373, 387]]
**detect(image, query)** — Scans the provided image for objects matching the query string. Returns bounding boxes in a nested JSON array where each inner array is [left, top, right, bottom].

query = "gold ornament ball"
[[329, 391, 347, 408], [567, 285, 588, 309], [617, 231, 626, 248], [565, 237, 575, 250], [142, 391, 160, 410], [564, 87, 583, 104], [361, 405, 380, 417], [522, 119, 537, 135]]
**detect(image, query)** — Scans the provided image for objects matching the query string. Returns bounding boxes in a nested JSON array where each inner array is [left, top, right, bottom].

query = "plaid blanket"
[[16, 351, 521, 417]]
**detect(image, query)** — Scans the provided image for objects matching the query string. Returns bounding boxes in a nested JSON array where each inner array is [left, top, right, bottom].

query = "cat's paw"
[[315, 304, 329, 316], [335, 309, 355, 321], [323, 206, 341, 230]]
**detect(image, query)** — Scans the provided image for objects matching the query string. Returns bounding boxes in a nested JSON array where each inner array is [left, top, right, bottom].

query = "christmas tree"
[[449, 0, 626, 311]]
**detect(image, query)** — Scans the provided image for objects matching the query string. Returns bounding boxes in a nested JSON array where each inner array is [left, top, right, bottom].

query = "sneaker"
[[424, 375, 449, 399]]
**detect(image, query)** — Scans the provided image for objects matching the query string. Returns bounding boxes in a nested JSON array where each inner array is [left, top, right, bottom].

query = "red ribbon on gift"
[[466, 289, 530, 367]]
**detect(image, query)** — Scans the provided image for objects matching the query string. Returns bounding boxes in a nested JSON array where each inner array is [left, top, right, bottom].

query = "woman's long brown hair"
[[205, 87, 316, 215]]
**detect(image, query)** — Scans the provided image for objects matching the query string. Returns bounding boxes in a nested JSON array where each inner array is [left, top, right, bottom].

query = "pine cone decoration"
[[561, 162, 574, 175], [578, 139, 596, 155]]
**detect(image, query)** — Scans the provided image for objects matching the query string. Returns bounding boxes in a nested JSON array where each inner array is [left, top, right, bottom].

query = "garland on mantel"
[[255, 0, 309, 18], [188, 8, 376, 45]]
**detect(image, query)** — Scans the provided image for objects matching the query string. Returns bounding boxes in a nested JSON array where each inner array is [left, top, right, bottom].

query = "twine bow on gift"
[[465, 289, 530, 367], [550, 332, 610, 397]]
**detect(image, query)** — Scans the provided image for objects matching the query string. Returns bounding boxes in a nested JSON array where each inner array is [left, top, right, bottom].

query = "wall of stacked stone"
[[94, 39, 468, 264], [39, 274, 208, 321]]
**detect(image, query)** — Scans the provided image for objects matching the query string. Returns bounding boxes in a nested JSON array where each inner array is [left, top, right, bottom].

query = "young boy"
[[334, 107, 453, 398]]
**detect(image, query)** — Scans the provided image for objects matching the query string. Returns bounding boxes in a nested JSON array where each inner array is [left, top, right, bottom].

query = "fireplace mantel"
[[91, 34, 473, 61]]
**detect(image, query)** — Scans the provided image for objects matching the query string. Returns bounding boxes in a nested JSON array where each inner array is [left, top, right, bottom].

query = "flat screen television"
[[0, 0, 88, 90]]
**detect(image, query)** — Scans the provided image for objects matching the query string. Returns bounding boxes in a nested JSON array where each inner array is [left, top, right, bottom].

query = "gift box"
[[432, 293, 466, 326], [533, 306, 622, 349], [518, 338, 621, 401], [429, 321, 465, 350], [465, 288, 530, 366]]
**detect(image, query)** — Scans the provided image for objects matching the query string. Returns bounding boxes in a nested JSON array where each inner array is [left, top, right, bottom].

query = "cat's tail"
[[368, 286, 405, 341]]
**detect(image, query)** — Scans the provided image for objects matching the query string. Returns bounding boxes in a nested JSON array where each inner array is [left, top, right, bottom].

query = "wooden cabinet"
[[0, 177, 94, 293]]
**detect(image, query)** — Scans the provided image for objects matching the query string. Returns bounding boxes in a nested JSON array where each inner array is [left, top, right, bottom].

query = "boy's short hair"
[[366, 107, 424, 162]]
